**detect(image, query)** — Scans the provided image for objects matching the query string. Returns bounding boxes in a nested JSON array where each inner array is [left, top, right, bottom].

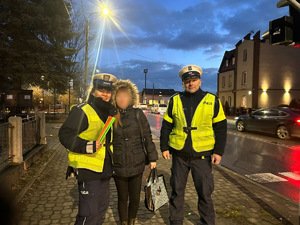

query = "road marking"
[[245, 173, 287, 183], [279, 172, 300, 180]]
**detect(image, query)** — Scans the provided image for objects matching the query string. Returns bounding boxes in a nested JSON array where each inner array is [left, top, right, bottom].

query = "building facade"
[[140, 88, 177, 105], [218, 31, 300, 114]]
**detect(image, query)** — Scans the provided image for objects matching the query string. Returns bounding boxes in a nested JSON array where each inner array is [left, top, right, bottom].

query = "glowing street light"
[[84, 6, 111, 96], [102, 8, 109, 15]]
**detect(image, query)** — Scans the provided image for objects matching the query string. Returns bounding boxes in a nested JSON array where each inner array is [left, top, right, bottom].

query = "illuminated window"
[[232, 57, 235, 65], [243, 49, 247, 61], [225, 60, 229, 67], [242, 72, 247, 85]]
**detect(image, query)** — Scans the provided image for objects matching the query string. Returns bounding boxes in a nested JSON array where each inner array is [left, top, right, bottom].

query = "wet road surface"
[[144, 111, 300, 202]]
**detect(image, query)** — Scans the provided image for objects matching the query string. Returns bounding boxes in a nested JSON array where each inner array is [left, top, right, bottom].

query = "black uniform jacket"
[[113, 107, 158, 177], [59, 94, 117, 182], [160, 88, 227, 158]]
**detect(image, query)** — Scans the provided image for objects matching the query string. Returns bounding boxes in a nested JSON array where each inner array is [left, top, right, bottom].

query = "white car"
[[137, 103, 147, 110], [151, 104, 167, 114]]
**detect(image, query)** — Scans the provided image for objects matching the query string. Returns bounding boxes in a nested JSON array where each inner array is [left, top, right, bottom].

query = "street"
[[144, 111, 300, 202]]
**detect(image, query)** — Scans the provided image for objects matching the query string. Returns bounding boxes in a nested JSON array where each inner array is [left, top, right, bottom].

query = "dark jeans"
[[114, 174, 143, 221], [74, 179, 110, 225], [169, 155, 215, 225]]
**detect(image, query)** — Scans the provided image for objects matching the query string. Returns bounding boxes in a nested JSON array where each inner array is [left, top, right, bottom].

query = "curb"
[[16, 144, 60, 203], [217, 164, 297, 206]]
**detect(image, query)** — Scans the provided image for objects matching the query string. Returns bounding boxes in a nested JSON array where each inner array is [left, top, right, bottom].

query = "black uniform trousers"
[[75, 178, 110, 225], [169, 154, 215, 225]]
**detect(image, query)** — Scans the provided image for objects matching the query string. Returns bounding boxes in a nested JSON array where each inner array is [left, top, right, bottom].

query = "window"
[[228, 75, 232, 87], [265, 110, 279, 117], [252, 110, 264, 116], [225, 59, 229, 67], [242, 72, 247, 85], [222, 76, 225, 88], [243, 49, 247, 61], [228, 96, 232, 107], [278, 111, 288, 117], [221, 96, 225, 105], [232, 57, 236, 65], [241, 95, 247, 107]]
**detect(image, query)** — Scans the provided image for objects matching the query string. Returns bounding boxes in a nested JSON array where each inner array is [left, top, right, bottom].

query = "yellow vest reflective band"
[[168, 93, 217, 152], [68, 104, 111, 173]]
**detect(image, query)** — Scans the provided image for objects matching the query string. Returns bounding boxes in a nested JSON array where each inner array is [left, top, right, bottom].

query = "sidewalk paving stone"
[[16, 123, 297, 225]]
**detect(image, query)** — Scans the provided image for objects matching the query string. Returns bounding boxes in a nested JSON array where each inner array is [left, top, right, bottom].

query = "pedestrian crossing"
[[245, 172, 300, 183]]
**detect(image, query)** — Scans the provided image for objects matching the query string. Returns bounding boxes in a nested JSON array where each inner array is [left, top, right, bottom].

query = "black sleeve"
[[59, 107, 92, 154], [213, 96, 220, 118], [160, 98, 174, 152], [212, 119, 227, 156], [138, 109, 158, 162]]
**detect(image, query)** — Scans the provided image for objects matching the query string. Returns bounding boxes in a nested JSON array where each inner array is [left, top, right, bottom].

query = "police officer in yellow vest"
[[59, 73, 118, 225], [160, 65, 227, 225]]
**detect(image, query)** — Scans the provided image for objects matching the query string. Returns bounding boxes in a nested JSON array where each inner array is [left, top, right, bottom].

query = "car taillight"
[[296, 119, 300, 125]]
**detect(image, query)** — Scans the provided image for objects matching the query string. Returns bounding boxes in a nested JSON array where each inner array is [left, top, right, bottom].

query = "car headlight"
[[235, 117, 239, 120]]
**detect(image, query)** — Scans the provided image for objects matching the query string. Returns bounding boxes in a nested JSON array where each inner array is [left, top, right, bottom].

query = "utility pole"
[[84, 20, 89, 97]]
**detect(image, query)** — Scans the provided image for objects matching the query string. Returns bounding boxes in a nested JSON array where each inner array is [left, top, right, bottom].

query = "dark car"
[[235, 108, 300, 139]]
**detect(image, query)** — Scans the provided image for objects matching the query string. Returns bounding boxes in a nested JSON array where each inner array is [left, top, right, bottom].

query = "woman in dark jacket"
[[111, 79, 158, 225]]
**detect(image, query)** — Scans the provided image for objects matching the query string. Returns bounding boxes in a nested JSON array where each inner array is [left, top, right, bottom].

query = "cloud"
[[100, 0, 288, 53], [98, 59, 218, 93]]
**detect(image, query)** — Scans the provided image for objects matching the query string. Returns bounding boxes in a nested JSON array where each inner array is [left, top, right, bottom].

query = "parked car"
[[151, 104, 167, 114], [137, 103, 147, 110], [235, 108, 300, 139]]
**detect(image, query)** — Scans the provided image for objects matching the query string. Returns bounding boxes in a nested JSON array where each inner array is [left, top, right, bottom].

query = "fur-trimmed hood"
[[112, 79, 139, 107]]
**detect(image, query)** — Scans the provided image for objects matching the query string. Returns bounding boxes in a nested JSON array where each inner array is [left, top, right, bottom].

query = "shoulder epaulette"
[[170, 92, 181, 99], [76, 102, 87, 108]]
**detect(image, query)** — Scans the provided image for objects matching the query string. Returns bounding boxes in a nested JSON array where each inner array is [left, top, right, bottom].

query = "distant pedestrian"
[[160, 65, 227, 225], [111, 79, 158, 225], [59, 73, 118, 225]]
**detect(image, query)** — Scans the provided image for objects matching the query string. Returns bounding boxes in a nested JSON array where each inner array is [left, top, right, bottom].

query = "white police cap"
[[92, 73, 118, 90], [179, 65, 203, 81]]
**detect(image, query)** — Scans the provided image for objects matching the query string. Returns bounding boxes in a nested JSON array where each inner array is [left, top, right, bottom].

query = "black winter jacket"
[[59, 94, 117, 182], [112, 107, 158, 177]]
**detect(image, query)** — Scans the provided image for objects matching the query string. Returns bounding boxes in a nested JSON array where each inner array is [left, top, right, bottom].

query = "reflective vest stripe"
[[212, 99, 226, 123], [68, 104, 110, 173], [169, 93, 217, 152], [163, 104, 173, 123]]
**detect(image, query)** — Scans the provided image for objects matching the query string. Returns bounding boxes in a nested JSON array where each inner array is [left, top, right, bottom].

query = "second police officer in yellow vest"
[[59, 73, 118, 225], [160, 65, 227, 225]]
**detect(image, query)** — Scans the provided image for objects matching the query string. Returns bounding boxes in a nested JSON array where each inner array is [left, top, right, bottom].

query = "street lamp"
[[84, 7, 110, 96], [144, 69, 148, 90]]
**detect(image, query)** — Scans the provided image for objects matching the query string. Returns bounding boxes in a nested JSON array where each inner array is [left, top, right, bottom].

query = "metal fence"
[[0, 122, 12, 171], [22, 116, 41, 155]]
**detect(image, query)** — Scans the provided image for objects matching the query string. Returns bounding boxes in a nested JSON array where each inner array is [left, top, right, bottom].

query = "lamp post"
[[144, 69, 148, 90], [40, 76, 45, 109], [84, 8, 110, 96]]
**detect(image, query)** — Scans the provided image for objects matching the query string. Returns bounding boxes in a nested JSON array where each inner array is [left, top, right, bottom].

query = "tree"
[[0, 0, 77, 94]]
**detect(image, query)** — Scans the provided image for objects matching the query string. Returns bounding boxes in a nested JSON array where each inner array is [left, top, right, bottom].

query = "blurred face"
[[93, 89, 112, 102], [116, 88, 131, 109], [182, 77, 201, 93]]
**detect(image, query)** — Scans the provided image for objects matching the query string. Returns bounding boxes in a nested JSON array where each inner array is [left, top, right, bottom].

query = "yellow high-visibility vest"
[[68, 103, 112, 173], [164, 93, 225, 152]]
